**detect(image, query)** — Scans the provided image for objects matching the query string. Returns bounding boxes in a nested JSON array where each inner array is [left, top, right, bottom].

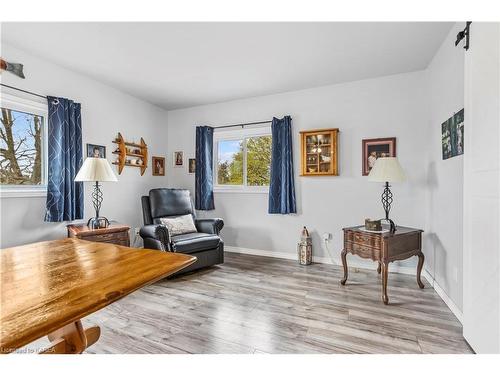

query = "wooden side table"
[[341, 225, 424, 305], [67, 222, 130, 247]]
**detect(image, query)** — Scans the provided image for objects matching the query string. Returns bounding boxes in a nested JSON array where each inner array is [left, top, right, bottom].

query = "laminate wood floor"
[[22, 253, 473, 354]]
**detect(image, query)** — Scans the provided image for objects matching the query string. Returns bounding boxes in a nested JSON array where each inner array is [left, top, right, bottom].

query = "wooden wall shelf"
[[112, 151, 145, 158], [112, 132, 148, 175]]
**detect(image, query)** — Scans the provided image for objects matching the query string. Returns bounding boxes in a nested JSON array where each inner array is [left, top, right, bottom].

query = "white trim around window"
[[0, 186, 47, 198], [213, 125, 271, 194], [0, 93, 48, 198]]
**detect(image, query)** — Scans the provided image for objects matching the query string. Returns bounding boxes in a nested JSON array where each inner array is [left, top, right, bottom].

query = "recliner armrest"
[[195, 218, 224, 235], [140, 224, 170, 249]]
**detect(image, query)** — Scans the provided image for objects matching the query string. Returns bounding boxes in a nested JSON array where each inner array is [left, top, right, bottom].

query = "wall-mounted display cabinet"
[[300, 128, 339, 176]]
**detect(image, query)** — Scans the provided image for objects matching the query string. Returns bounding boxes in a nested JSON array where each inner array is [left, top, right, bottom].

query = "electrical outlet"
[[322, 232, 332, 242]]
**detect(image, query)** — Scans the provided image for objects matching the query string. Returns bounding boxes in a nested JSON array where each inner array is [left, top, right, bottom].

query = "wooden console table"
[[341, 225, 424, 305], [0, 238, 196, 354]]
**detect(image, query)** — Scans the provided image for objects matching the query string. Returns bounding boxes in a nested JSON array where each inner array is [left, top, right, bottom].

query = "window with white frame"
[[0, 94, 48, 197], [214, 126, 272, 192]]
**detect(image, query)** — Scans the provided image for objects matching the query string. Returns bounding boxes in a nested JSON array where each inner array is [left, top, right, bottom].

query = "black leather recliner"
[[140, 188, 224, 274]]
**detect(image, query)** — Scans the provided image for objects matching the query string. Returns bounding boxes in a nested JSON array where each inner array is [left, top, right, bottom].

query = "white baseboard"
[[422, 269, 463, 324], [225, 245, 463, 323], [225, 245, 332, 264], [226, 245, 417, 275]]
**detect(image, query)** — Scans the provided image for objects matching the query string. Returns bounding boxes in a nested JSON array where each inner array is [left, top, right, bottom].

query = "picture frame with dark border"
[[188, 158, 196, 174], [86, 143, 106, 158], [152, 156, 165, 176], [362, 137, 396, 176], [442, 109, 464, 160]]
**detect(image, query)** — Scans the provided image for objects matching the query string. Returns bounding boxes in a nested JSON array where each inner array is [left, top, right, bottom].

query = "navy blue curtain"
[[195, 126, 215, 210], [44, 96, 84, 222], [268, 116, 297, 214]]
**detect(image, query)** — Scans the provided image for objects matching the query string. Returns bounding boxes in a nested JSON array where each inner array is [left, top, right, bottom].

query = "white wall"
[[463, 22, 500, 354], [166, 71, 428, 267], [0, 43, 169, 248], [425, 23, 465, 312]]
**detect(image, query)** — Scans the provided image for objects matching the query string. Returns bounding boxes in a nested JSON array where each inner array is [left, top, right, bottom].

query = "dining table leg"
[[41, 320, 100, 354]]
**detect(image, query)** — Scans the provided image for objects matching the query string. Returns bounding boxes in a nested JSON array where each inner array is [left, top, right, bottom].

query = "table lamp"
[[367, 157, 406, 233], [75, 157, 118, 229]]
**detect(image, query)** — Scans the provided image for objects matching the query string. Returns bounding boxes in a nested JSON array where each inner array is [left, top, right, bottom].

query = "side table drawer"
[[345, 241, 380, 261], [81, 231, 130, 246], [67, 222, 131, 247], [345, 231, 381, 249]]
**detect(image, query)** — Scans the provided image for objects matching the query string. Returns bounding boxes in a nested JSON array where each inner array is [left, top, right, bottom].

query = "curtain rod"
[[213, 120, 272, 130], [0, 83, 48, 99]]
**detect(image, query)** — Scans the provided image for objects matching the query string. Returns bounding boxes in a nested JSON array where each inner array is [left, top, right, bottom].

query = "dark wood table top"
[[0, 238, 196, 353], [343, 225, 423, 238]]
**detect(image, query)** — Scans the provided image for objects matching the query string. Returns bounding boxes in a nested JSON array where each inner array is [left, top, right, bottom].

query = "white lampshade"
[[367, 157, 406, 183], [75, 157, 118, 182]]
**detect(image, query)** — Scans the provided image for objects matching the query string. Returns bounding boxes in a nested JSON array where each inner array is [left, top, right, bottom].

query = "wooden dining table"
[[0, 238, 196, 354]]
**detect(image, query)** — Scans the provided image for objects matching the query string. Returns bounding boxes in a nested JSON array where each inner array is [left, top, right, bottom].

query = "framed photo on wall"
[[86, 143, 106, 158], [152, 156, 165, 176], [173, 151, 183, 167], [188, 158, 196, 174], [442, 109, 464, 160], [362, 137, 396, 176]]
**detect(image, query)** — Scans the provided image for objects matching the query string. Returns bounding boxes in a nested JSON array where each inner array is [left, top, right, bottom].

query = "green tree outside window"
[[217, 135, 271, 187]]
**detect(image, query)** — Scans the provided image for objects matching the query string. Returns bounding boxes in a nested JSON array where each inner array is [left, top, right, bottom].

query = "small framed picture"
[[87, 143, 106, 158], [173, 151, 183, 167], [442, 109, 464, 160], [152, 156, 165, 176], [362, 137, 396, 176], [188, 158, 196, 174]]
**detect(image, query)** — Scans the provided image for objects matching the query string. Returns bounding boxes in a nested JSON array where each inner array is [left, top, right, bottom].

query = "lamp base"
[[380, 218, 396, 233], [87, 216, 110, 229], [380, 182, 397, 234]]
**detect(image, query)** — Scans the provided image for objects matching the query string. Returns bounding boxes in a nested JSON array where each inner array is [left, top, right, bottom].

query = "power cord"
[[323, 235, 338, 265]]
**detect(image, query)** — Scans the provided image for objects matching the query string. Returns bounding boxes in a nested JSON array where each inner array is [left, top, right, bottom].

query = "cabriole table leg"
[[340, 249, 348, 285], [381, 261, 389, 305], [416, 251, 425, 289]]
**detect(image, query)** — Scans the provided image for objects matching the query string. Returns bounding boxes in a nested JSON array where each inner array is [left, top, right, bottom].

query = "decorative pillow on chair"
[[159, 215, 198, 236]]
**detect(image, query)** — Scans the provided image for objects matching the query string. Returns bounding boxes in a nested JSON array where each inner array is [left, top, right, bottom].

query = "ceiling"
[[1, 22, 452, 110]]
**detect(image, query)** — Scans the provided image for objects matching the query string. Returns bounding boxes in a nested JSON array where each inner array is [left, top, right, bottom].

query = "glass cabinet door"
[[316, 133, 332, 173], [305, 134, 318, 173]]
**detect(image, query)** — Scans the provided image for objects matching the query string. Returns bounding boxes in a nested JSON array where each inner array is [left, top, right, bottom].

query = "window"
[[214, 127, 272, 192], [217, 139, 244, 185], [0, 94, 48, 197]]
